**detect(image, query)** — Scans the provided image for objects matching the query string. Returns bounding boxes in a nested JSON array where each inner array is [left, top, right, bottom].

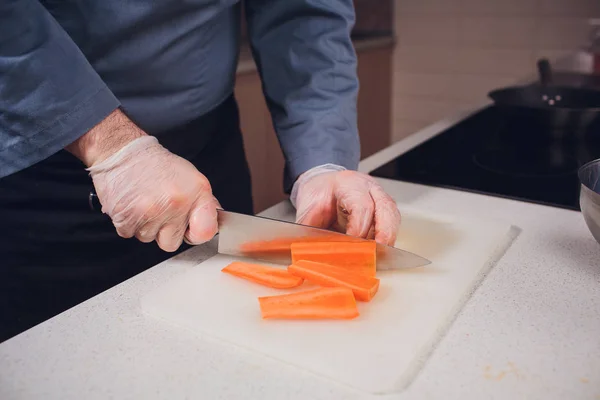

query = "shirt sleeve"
[[244, 0, 361, 192], [0, 0, 120, 178]]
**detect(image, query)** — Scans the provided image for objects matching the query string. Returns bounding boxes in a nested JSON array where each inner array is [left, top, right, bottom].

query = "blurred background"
[[235, 0, 600, 213], [390, 0, 599, 141]]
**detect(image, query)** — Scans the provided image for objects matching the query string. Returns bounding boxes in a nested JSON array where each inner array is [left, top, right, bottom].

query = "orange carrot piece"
[[258, 287, 359, 320], [288, 260, 380, 302], [290, 241, 377, 277], [240, 235, 363, 258], [240, 239, 292, 258], [222, 261, 304, 289]]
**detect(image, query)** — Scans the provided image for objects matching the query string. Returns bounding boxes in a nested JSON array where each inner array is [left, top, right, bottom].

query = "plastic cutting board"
[[140, 206, 519, 394]]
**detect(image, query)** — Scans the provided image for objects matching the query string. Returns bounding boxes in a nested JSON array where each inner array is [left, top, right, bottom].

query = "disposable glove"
[[87, 136, 220, 252], [291, 165, 401, 246]]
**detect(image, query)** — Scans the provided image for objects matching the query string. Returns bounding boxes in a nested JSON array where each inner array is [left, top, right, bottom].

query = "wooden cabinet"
[[234, 41, 393, 214], [355, 44, 393, 159], [234, 73, 286, 214]]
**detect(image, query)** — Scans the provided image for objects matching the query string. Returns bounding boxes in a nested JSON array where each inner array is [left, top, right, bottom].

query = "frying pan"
[[488, 59, 600, 140]]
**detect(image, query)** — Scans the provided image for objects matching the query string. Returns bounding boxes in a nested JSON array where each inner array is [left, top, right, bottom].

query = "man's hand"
[[292, 169, 401, 246], [66, 109, 220, 251]]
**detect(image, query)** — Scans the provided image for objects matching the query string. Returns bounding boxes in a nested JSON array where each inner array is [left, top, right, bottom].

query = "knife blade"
[[217, 209, 431, 271]]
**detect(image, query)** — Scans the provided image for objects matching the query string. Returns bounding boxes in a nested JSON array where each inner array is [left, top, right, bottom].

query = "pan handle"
[[537, 58, 553, 86]]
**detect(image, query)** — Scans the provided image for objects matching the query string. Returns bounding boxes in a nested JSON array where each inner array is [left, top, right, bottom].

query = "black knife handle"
[[89, 189, 102, 212]]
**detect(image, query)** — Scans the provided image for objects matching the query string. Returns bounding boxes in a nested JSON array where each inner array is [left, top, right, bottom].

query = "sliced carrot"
[[258, 287, 359, 320], [240, 239, 292, 257], [290, 241, 377, 277], [240, 235, 364, 258], [222, 261, 304, 289], [288, 260, 380, 302]]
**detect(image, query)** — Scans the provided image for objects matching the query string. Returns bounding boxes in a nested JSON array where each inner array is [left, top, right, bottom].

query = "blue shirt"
[[0, 0, 360, 189]]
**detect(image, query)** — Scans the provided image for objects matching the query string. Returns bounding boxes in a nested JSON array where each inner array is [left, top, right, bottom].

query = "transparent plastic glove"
[[87, 136, 220, 252], [291, 166, 401, 246]]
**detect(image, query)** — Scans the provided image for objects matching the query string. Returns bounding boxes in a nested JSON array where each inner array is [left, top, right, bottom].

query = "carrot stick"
[[222, 261, 304, 289], [288, 260, 380, 302], [239, 239, 292, 258], [290, 241, 377, 277], [258, 287, 359, 320], [240, 235, 364, 259]]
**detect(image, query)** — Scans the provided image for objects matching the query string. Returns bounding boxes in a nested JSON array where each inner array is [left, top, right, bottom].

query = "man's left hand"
[[292, 169, 401, 246]]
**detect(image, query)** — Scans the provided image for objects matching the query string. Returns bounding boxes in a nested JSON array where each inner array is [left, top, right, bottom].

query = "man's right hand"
[[66, 109, 220, 252]]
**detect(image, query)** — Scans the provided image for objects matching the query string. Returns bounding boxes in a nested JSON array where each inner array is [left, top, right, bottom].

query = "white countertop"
[[2, 106, 600, 400]]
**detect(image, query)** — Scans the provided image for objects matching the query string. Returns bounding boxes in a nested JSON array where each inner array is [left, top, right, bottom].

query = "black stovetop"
[[369, 106, 600, 211]]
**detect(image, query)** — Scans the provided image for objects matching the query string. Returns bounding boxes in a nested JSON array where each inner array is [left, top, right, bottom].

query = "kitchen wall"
[[392, 0, 600, 142]]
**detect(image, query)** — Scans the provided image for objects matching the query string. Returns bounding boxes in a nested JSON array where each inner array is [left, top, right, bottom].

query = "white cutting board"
[[140, 206, 519, 394]]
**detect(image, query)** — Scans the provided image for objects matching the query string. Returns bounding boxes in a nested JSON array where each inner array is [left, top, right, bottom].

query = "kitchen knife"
[[88, 190, 431, 270], [217, 209, 431, 271]]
